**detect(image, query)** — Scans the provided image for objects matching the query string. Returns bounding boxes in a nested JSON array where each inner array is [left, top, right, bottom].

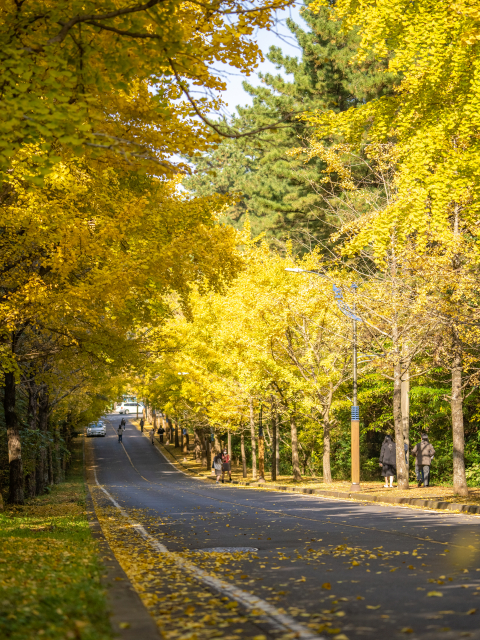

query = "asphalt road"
[[89, 415, 480, 640]]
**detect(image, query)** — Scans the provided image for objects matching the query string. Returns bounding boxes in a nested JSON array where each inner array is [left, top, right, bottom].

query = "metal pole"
[[350, 302, 361, 492]]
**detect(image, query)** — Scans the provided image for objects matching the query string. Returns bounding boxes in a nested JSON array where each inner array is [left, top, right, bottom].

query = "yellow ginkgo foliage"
[[143, 238, 353, 483], [306, 0, 480, 256], [2, 151, 241, 503]]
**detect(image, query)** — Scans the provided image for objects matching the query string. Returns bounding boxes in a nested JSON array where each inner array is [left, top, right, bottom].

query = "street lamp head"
[[285, 267, 327, 277]]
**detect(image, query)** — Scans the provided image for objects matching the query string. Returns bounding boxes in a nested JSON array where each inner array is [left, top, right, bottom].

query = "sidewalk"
[[132, 420, 480, 515]]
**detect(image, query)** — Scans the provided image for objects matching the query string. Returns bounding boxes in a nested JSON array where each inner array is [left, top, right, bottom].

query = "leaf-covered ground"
[[92, 495, 299, 640], [91, 492, 352, 640], [0, 440, 112, 640]]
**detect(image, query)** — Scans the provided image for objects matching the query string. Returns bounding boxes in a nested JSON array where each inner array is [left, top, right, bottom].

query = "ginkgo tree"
[[1, 150, 242, 503], [300, 0, 480, 495], [0, 0, 294, 180], [141, 236, 357, 482]]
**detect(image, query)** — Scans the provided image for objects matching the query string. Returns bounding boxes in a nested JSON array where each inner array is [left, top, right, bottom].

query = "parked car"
[[117, 401, 144, 415], [86, 422, 106, 437]]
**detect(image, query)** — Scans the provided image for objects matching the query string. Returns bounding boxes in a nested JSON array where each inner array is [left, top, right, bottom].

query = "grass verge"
[[0, 437, 113, 640]]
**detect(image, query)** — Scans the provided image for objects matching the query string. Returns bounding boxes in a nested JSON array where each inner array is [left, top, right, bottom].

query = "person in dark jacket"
[[412, 433, 435, 487], [379, 434, 396, 488], [140, 418, 145, 432]]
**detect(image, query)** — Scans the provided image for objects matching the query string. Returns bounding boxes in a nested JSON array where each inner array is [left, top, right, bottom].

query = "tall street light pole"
[[285, 268, 362, 492]]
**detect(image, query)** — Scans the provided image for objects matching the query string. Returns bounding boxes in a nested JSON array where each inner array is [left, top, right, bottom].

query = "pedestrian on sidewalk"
[[379, 434, 396, 488], [412, 433, 435, 487], [117, 422, 125, 443], [120, 417, 126, 428], [213, 453, 223, 484], [222, 448, 232, 483], [158, 426, 165, 443], [140, 418, 145, 432], [150, 425, 156, 445]]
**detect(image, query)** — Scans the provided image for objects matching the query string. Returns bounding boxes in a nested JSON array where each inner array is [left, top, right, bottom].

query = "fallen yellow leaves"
[[427, 591, 443, 597]]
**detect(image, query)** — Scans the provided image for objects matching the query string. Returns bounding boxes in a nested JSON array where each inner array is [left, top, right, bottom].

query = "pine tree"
[[185, 1, 395, 243]]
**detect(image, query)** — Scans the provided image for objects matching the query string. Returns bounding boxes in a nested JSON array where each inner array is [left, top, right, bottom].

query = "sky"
[[215, 3, 309, 115]]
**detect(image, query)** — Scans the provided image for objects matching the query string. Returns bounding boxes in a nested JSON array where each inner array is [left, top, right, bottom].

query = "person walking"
[[150, 425, 156, 445], [158, 425, 165, 443], [117, 422, 125, 443], [379, 434, 396, 488], [222, 448, 232, 483], [412, 433, 435, 487], [120, 417, 126, 428], [213, 453, 223, 484], [140, 418, 145, 432]]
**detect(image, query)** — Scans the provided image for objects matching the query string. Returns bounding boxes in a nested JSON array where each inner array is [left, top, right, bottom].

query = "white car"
[[117, 401, 144, 415], [86, 422, 106, 437]]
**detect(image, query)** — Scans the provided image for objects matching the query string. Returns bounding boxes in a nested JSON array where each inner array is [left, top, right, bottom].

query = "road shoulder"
[[84, 437, 162, 640]]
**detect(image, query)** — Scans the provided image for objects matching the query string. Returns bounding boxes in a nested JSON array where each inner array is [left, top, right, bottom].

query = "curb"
[[227, 483, 480, 514], [83, 438, 162, 640], [129, 420, 480, 516]]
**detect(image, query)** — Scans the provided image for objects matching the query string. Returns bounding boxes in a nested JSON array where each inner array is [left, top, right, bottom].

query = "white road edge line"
[[91, 466, 324, 640]]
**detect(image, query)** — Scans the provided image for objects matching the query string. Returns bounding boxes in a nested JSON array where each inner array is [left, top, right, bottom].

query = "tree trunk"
[[201, 431, 208, 466], [36, 387, 49, 495], [241, 431, 247, 478], [393, 342, 408, 489], [227, 429, 232, 458], [214, 432, 221, 455], [401, 366, 410, 473], [54, 431, 61, 483], [258, 436, 265, 482], [271, 411, 277, 482], [290, 414, 302, 482], [194, 428, 202, 463], [183, 428, 188, 454], [5, 371, 23, 504], [249, 398, 257, 480], [47, 444, 54, 486], [206, 437, 212, 471], [322, 384, 334, 483], [275, 424, 280, 477], [174, 421, 179, 448], [451, 326, 468, 496], [323, 419, 332, 483], [25, 384, 38, 497]]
